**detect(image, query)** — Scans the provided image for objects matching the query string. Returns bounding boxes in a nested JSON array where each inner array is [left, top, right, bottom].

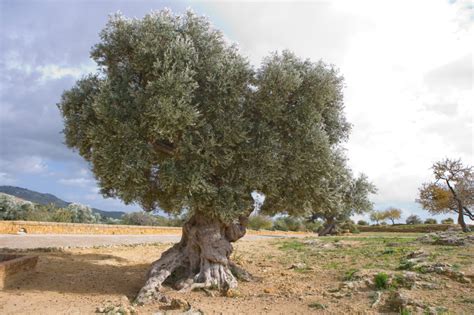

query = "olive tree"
[[417, 158, 473, 232], [306, 154, 376, 236], [370, 211, 387, 225], [383, 207, 402, 225], [58, 10, 357, 303]]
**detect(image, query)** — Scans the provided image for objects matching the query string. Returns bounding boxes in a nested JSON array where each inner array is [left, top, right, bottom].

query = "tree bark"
[[134, 214, 251, 305], [446, 179, 471, 233], [457, 206, 470, 233], [318, 217, 336, 236]]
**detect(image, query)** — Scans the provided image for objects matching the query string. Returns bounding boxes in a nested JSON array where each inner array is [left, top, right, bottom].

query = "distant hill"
[[0, 186, 125, 219]]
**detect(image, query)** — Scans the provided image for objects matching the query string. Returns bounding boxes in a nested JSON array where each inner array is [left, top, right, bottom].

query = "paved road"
[[0, 233, 294, 249]]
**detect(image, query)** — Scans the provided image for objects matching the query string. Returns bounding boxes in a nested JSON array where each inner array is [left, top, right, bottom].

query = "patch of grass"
[[374, 272, 389, 290], [343, 268, 359, 281], [382, 248, 395, 255], [308, 302, 327, 310], [323, 261, 340, 270], [400, 308, 411, 315], [398, 259, 416, 270], [278, 240, 306, 252]]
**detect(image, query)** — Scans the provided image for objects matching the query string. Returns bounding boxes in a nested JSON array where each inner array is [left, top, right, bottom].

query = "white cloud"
[[0, 156, 48, 174], [58, 177, 94, 187], [0, 172, 17, 185], [2, 50, 95, 83], [36, 63, 95, 82]]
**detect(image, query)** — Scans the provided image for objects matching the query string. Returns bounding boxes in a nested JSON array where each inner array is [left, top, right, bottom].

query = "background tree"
[[406, 214, 422, 225], [67, 203, 101, 224], [122, 211, 159, 226], [441, 218, 454, 224], [58, 10, 362, 303], [416, 158, 473, 232], [424, 218, 437, 224], [247, 214, 273, 231], [370, 211, 387, 225], [306, 153, 376, 236], [383, 207, 402, 225]]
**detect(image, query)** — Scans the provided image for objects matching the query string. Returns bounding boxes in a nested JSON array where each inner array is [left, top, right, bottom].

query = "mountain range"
[[0, 185, 125, 219]]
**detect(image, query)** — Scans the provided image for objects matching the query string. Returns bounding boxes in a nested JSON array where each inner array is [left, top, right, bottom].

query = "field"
[[1, 232, 473, 314]]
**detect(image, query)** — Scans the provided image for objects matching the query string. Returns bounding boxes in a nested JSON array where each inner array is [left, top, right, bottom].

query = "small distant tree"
[[273, 216, 305, 232], [357, 220, 368, 226], [247, 215, 273, 231], [406, 214, 422, 225], [122, 211, 158, 226], [67, 203, 101, 223], [441, 218, 454, 224], [424, 218, 437, 224], [307, 156, 376, 236], [416, 158, 473, 232], [383, 207, 402, 225], [0, 193, 34, 220], [370, 211, 387, 225], [51, 208, 75, 222], [303, 220, 322, 233]]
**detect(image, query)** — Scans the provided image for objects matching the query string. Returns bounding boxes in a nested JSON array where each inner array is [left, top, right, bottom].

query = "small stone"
[[332, 292, 345, 299], [263, 288, 274, 294], [289, 263, 306, 269], [159, 295, 170, 304], [225, 289, 240, 298], [170, 298, 189, 310], [345, 282, 355, 290], [95, 307, 105, 313]]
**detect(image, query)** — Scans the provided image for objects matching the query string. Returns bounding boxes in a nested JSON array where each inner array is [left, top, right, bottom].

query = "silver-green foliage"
[[58, 10, 356, 223], [66, 203, 101, 223]]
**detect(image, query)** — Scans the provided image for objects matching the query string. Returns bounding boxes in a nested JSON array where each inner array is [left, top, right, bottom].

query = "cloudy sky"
[[0, 0, 472, 222]]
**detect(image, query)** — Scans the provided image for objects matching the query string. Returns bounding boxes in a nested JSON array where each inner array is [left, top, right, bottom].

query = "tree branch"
[[151, 141, 175, 156], [463, 206, 474, 220]]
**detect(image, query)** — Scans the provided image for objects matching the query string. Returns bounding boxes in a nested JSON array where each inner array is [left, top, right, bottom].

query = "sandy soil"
[[0, 234, 473, 314]]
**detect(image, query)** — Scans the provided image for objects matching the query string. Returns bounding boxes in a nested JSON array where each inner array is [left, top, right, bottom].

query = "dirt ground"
[[1, 233, 473, 314]]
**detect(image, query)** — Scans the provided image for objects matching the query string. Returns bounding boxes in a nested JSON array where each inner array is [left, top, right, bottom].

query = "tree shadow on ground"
[[0, 249, 156, 299]]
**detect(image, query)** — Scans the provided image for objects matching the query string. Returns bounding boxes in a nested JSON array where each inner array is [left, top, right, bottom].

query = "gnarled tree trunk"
[[134, 214, 252, 305], [318, 217, 336, 236]]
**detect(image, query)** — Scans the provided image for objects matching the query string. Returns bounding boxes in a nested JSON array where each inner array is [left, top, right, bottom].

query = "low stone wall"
[[0, 220, 312, 236], [0, 220, 182, 235], [0, 255, 39, 289], [357, 224, 456, 233]]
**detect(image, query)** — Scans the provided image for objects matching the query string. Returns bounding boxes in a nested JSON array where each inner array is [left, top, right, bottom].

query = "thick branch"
[[462, 207, 474, 220], [152, 141, 175, 156]]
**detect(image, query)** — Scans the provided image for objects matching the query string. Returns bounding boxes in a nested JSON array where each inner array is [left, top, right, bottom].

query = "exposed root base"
[[134, 215, 252, 305]]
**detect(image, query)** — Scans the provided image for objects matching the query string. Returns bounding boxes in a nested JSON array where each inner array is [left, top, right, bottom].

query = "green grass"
[[374, 272, 389, 290], [343, 268, 359, 281], [308, 302, 327, 310], [278, 240, 306, 252], [274, 232, 471, 285]]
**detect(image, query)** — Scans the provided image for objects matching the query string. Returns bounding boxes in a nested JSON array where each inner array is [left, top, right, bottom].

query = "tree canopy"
[[384, 207, 402, 225], [58, 10, 357, 223]]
